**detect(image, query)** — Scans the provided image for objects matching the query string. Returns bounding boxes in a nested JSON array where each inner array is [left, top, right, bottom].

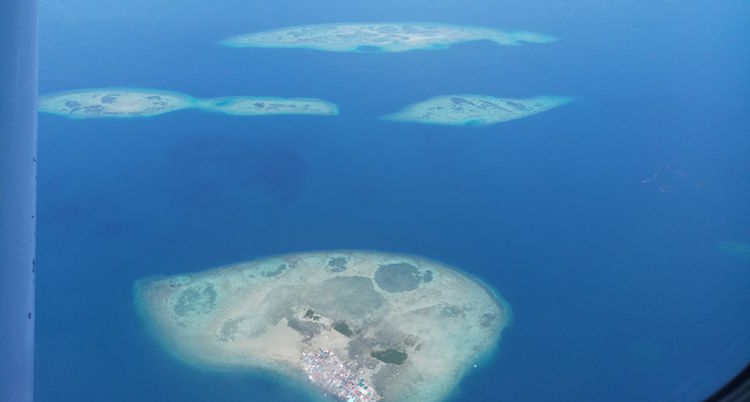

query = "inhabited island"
[[382, 95, 573, 126], [38, 88, 339, 119], [220, 22, 557, 53], [134, 251, 511, 402]]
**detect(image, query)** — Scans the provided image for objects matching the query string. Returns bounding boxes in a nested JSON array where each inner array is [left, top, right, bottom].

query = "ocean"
[[35, 0, 750, 401]]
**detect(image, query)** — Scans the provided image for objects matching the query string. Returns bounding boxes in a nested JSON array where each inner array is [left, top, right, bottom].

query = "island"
[[134, 251, 511, 402], [381, 95, 573, 126], [220, 23, 557, 53], [198, 96, 339, 116], [38, 88, 195, 119], [38, 88, 339, 119]]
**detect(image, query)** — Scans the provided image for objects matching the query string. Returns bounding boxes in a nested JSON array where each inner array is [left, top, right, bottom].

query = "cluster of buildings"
[[301, 348, 377, 402]]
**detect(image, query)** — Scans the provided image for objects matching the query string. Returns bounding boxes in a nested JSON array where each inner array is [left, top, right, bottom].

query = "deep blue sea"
[[35, 1, 750, 401]]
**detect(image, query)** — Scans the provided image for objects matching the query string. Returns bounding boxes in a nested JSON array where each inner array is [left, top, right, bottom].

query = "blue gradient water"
[[36, 1, 750, 401]]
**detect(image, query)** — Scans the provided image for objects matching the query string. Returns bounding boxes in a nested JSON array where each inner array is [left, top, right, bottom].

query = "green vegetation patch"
[[371, 349, 408, 365], [332, 321, 354, 337]]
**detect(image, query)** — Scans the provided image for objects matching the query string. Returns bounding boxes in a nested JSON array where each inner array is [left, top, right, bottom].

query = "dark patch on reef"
[[287, 314, 323, 339], [371, 349, 408, 365], [507, 100, 528, 111], [374, 263, 422, 293], [402, 334, 419, 348], [173, 284, 217, 316], [355, 45, 382, 52], [69, 104, 104, 115], [217, 318, 241, 341], [480, 312, 498, 328], [100, 94, 118, 104], [440, 304, 467, 318], [217, 316, 267, 341], [451, 96, 475, 107], [328, 257, 348, 272], [363, 357, 379, 370], [302, 308, 320, 320], [60, 99, 108, 115], [422, 270, 432, 283], [332, 321, 353, 337], [262, 263, 287, 277]]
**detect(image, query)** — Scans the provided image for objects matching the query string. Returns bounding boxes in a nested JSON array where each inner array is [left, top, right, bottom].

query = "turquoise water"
[[36, 0, 750, 401]]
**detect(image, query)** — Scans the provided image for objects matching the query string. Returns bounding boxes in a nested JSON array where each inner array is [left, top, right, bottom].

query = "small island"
[[220, 22, 557, 53], [38, 88, 339, 119], [38, 88, 195, 118], [382, 95, 573, 126], [198, 96, 339, 116], [134, 251, 510, 402]]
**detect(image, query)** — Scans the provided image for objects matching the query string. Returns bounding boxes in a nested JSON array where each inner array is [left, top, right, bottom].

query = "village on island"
[[302, 348, 377, 402]]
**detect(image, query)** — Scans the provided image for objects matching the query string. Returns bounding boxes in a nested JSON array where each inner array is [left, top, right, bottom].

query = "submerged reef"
[[717, 241, 750, 262], [134, 251, 510, 402], [220, 22, 557, 53], [38, 88, 339, 119], [382, 95, 573, 126]]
